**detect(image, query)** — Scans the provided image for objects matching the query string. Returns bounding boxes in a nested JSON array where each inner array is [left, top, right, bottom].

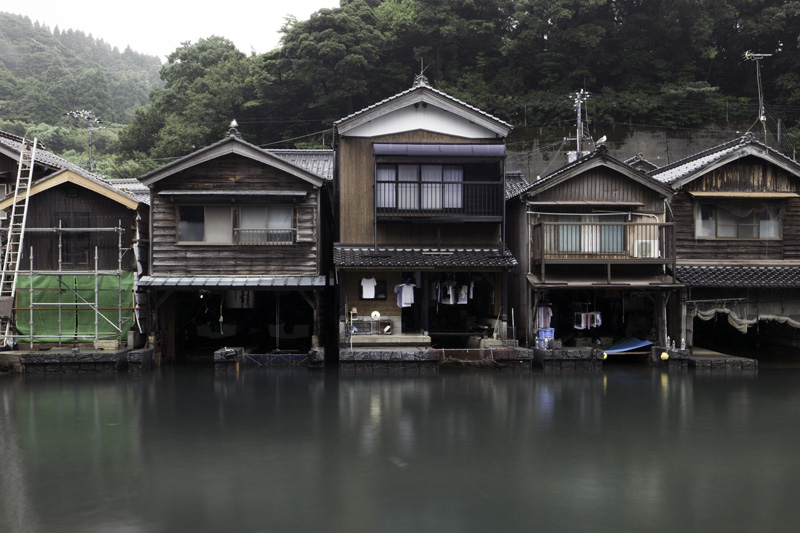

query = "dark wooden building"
[[333, 75, 518, 359], [137, 130, 333, 361], [0, 133, 147, 346], [507, 146, 679, 350], [649, 133, 800, 353]]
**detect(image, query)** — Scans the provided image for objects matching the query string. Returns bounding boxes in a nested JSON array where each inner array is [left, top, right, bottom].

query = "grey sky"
[[9, 1, 340, 60]]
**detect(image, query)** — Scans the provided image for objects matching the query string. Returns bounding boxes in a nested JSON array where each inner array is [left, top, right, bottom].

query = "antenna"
[[65, 109, 104, 173], [743, 51, 772, 140]]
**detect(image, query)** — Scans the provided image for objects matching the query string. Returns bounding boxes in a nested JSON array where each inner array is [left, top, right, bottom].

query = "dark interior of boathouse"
[[162, 290, 314, 360]]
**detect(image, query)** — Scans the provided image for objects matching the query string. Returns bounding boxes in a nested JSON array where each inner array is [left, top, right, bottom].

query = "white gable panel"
[[344, 105, 497, 139]]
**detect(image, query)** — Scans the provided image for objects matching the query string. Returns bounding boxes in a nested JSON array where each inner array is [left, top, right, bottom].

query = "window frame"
[[694, 202, 781, 240], [235, 204, 296, 245], [375, 163, 465, 212], [176, 205, 233, 245], [177, 204, 297, 245]]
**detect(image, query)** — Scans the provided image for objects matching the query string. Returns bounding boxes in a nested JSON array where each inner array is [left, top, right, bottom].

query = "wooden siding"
[[672, 193, 785, 260], [783, 198, 800, 259], [20, 184, 137, 271], [532, 168, 664, 211], [150, 154, 321, 276], [675, 157, 800, 260], [685, 156, 799, 193], [377, 222, 500, 246], [338, 131, 501, 245]]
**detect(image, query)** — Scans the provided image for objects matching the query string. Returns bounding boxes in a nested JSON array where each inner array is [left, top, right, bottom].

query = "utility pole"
[[66, 110, 104, 173], [743, 51, 772, 141], [565, 89, 592, 160]]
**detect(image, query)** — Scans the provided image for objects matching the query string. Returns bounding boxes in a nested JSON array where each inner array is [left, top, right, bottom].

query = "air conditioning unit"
[[633, 240, 659, 258]]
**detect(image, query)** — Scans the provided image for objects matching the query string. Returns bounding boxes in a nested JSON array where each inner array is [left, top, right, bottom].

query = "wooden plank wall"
[[378, 222, 500, 246], [675, 160, 800, 260], [673, 192, 784, 261], [21, 185, 137, 271], [533, 168, 664, 211], [784, 198, 800, 259], [685, 157, 796, 193], [150, 154, 321, 276], [338, 131, 500, 244]]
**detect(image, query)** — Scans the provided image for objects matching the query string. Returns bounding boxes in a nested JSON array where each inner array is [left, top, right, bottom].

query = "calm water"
[[2, 364, 800, 533]]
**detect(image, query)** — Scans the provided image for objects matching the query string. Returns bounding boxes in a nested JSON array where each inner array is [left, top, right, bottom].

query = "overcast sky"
[[9, 0, 340, 61]]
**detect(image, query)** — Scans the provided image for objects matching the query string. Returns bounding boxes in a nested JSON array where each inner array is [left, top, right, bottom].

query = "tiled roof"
[[624, 153, 659, 171], [333, 76, 513, 131], [505, 171, 530, 200], [138, 132, 328, 186], [1, 132, 142, 207], [108, 178, 151, 205], [675, 265, 800, 288], [334, 246, 518, 269], [268, 149, 333, 181], [0, 134, 91, 175], [648, 133, 798, 184]]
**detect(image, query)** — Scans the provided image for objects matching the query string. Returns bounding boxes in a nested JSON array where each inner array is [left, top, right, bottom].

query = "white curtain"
[[398, 164, 419, 210], [376, 165, 396, 208], [421, 164, 442, 209], [204, 206, 232, 243], [443, 166, 463, 209]]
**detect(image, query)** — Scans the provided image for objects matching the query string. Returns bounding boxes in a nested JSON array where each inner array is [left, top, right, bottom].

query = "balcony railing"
[[531, 221, 675, 263], [376, 181, 503, 218], [234, 228, 295, 245]]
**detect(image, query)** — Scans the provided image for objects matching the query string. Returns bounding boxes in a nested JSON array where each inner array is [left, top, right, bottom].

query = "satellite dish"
[[371, 310, 381, 320]]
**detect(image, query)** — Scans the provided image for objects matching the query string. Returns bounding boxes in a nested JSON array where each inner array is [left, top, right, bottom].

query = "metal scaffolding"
[[12, 222, 134, 348]]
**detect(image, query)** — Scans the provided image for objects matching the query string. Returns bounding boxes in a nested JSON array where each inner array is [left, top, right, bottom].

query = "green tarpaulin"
[[15, 271, 135, 342]]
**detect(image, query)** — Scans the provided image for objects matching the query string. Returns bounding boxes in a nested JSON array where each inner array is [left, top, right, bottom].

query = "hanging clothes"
[[394, 281, 416, 308], [457, 284, 469, 304], [361, 277, 377, 299], [537, 306, 552, 329], [442, 280, 457, 305]]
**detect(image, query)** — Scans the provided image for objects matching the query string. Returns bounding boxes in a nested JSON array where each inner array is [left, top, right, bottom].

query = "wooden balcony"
[[531, 221, 676, 283], [376, 181, 503, 221]]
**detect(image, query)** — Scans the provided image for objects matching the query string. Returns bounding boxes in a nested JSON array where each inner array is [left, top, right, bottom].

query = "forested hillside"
[[0, 11, 161, 169], [4, 2, 800, 179], [118, 0, 800, 176]]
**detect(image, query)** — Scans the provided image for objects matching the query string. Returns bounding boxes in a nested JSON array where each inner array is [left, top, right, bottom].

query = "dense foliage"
[[0, 11, 161, 173], [5, 2, 800, 177]]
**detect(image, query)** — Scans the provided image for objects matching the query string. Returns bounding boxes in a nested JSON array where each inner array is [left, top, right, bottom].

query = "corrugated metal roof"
[[334, 245, 518, 269], [139, 275, 327, 288]]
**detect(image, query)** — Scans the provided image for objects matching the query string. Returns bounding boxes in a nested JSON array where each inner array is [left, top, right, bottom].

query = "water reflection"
[[1, 366, 799, 532]]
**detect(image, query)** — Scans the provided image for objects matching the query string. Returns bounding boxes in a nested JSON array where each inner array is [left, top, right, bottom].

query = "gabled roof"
[[334, 75, 513, 138], [512, 146, 673, 200], [649, 133, 800, 188], [0, 167, 140, 211], [138, 133, 327, 188]]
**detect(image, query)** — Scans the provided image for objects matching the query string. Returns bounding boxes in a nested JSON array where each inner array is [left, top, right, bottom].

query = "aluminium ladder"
[[0, 137, 37, 345]]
